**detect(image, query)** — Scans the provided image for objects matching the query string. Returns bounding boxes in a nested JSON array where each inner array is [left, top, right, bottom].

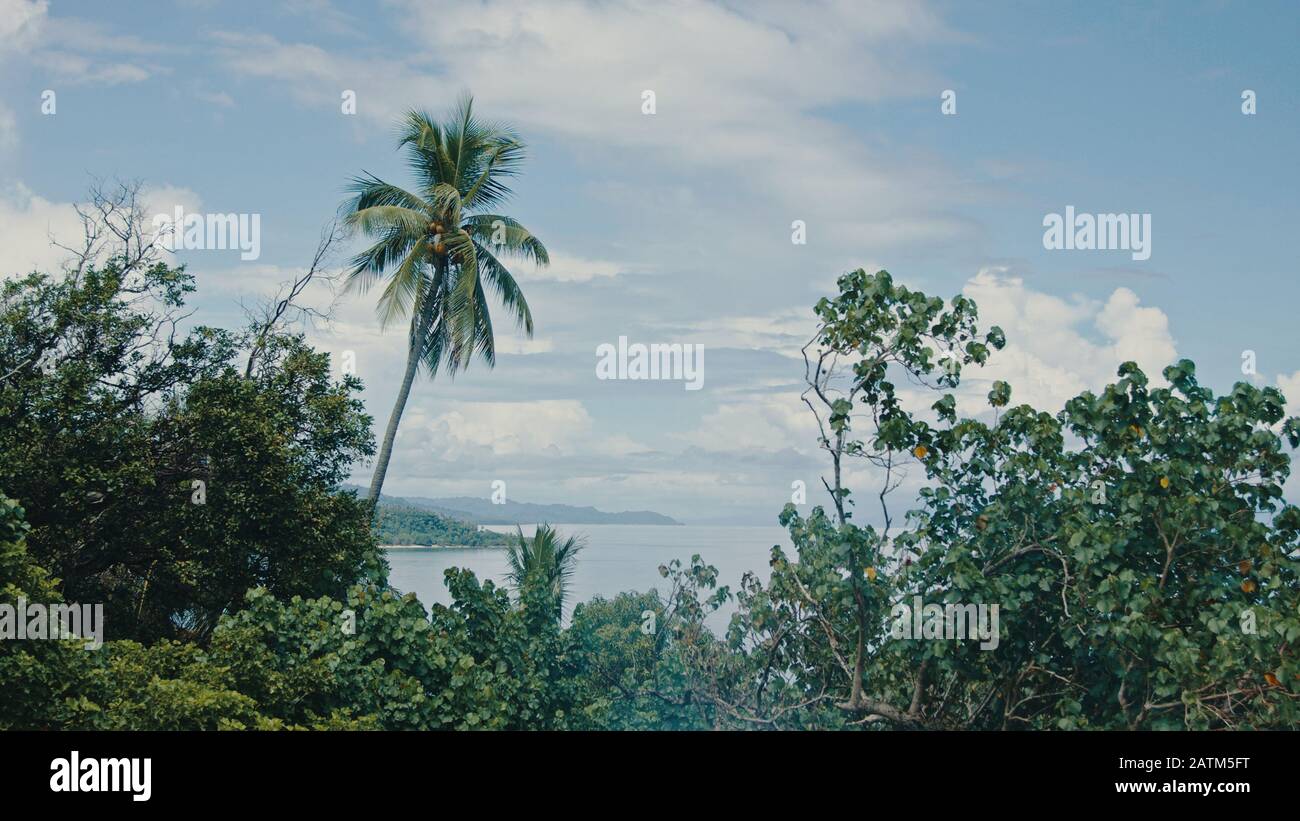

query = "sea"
[[384, 523, 792, 631]]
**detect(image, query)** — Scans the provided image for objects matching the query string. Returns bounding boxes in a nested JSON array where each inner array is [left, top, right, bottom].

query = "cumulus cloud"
[[0, 184, 87, 278], [409, 400, 596, 458], [372, 399, 655, 497], [141, 184, 203, 220], [675, 269, 1180, 455], [956, 267, 1178, 414]]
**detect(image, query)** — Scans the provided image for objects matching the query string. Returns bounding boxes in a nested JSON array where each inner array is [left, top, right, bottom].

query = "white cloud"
[[0, 184, 86, 278], [7, 10, 170, 86], [0, 0, 49, 154], [401, 399, 636, 459], [0, 6, 168, 162], [39, 16, 173, 57], [212, 0, 976, 256], [0, 0, 46, 52], [1277, 371, 1300, 420], [1094, 286, 1177, 370], [421, 400, 588, 456], [32, 52, 152, 85], [673, 391, 817, 454], [512, 250, 625, 283], [956, 268, 1178, 414], [676, 308, 815, 358], [0, 183, 202, 279], [141, 184, 203, 220]]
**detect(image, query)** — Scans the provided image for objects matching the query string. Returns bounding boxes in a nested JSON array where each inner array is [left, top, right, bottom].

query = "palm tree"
[[342, 95, 548, 504], [504, 524, 585, 620]]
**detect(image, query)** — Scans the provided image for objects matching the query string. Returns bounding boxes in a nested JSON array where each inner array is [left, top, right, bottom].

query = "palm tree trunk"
[[367, 324, 423, 505]]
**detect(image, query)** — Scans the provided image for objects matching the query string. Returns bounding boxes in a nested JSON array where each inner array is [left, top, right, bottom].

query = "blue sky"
[[2, 0, 1297, 524]]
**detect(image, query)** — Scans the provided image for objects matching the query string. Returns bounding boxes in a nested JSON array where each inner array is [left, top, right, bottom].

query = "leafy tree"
[[647, 269, 1300, 729], [35, 572, 578, 730], [0, 493, 91, 730], [8, 209, 1299, 732], [564, 561, 732, 730], [890, 359, 1300, 728], [342, 95, 549, 504], [372, 504, 509, 546], [0, 221, 380, 643]]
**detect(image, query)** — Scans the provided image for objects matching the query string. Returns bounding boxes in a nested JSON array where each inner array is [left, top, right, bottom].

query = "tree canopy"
[[3, 259, 1297, 730]]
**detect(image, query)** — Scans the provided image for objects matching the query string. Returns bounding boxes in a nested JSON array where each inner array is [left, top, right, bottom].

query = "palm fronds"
[[504, 523, 585, 620]]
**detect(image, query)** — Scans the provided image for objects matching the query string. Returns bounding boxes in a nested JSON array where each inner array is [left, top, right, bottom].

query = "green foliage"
[[343, 96, 547, 364], [372, 504, 509, 546], [892, 356, 1300, 728], [564, 590, 710, 730], [0, 262, 382, 642], [5, 262, 1298, 732], [1, 470, 574, 729], [15, 576, 578, 730], [0, 495, 52, 604], [503, 523, 584, 624], [643, 269, 1300, 730], [0, 493, 91, 730]]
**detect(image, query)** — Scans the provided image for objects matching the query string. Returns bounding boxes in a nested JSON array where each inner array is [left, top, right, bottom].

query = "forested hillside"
[[373, 504, 509, 546]]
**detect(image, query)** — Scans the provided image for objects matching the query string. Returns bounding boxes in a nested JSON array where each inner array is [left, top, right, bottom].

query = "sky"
[[1, 0, 1297, 525]]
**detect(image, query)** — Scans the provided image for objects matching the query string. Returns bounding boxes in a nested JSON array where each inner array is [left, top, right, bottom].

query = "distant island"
[[372, 504, 512, 547], [347, 486, 682, 526]]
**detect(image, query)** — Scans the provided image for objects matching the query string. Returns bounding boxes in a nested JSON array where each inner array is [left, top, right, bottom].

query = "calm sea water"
[[384, 523, 792, 630]]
